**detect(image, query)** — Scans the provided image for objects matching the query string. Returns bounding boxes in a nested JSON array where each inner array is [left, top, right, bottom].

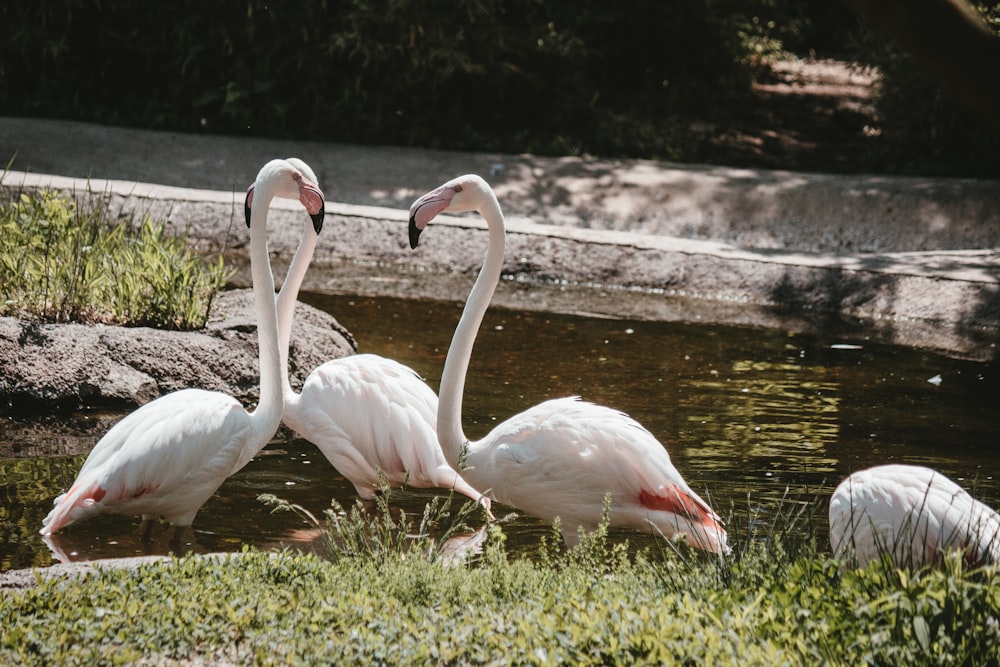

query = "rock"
[[0, 289, 356, 409]]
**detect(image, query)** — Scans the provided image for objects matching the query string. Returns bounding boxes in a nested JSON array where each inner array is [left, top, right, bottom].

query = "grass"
[[3, 491, 999, 665], [0, 187, 231, 330], [258, 483, 489, 566]]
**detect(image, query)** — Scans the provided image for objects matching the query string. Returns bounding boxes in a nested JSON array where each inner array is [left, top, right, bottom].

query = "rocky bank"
[[0, 289, 356, 410]]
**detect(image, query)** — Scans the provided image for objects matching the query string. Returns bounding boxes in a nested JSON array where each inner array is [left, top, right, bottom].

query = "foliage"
[[0, 189, 232, 329], [259, 481, 489, 565], [4, 1, 997, 177], [0, 0, 765, 161], [848, 3, 1000, 177], [2, 533, 999, 665], [5, 490, 999, 664]]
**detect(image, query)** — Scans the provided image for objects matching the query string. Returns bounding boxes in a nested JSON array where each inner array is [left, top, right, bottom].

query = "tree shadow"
[[764, 256, 1000, 362]]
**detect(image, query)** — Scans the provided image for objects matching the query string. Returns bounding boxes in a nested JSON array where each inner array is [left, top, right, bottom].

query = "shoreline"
[[3, 167, 998, 360]]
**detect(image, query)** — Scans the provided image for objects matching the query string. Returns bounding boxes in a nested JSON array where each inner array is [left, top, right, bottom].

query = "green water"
[[2, 293, 998, 570]]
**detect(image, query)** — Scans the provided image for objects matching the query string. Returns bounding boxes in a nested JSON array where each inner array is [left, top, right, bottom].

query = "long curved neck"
[[275, 218, 318, 402], [437, 195, 506, 465], [247, 188, 284, 437]]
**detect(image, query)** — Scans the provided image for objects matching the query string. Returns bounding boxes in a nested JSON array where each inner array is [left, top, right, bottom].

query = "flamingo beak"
[[298, 180, 326, 235], [407, 185, 456, 249], [408, 216, 422, 249], [244, 177, 324, 233], [243, 184, 255, 228]]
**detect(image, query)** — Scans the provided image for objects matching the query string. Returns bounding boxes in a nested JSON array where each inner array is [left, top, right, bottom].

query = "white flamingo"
[[272, 160, 492, 516], [829, 463, 1000, 568], [40, 159, 324, 539], [407, 174, 728, 552]]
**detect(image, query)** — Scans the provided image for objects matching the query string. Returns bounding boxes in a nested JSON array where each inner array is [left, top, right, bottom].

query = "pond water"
[[2, 291, 999, 571]]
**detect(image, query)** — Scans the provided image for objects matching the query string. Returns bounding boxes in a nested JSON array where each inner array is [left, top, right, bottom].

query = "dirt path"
[[693, 58, 881, 173]]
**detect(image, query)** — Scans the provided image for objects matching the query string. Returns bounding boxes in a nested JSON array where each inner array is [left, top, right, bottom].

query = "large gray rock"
[[0, 289, 356, 408]]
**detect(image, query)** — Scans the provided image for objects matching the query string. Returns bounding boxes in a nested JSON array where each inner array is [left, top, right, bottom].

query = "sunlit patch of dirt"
[[690, 58, 882, 173]]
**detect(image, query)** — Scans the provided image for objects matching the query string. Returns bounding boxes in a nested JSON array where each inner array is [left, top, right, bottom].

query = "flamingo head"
[[244, 158, 325, 234], [407, 174, 491, 249]]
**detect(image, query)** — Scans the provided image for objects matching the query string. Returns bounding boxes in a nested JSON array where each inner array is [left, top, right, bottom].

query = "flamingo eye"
[[454, 184, 464, 193]]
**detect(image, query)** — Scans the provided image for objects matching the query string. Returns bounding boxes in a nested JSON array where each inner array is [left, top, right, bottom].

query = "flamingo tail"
[[639, 486, 729, 554]]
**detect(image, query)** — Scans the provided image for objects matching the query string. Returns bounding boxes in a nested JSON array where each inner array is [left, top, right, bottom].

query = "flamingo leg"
[[138, 517, 157, 542]]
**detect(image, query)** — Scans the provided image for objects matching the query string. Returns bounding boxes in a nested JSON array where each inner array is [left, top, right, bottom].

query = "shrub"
[[259, 483, 489, 566], [0, 1, 757, 160], [2, 539, 999, 664]]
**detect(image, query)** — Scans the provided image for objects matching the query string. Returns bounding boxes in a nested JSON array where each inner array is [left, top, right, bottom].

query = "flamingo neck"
[[437, 194, 506, 466], [247, 187, 284, 439], [275, 218, 318, 402]]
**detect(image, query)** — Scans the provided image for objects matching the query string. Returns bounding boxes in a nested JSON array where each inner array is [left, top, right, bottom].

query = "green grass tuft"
[[0, 189, 231, 330], [259, 477, 489, 567]]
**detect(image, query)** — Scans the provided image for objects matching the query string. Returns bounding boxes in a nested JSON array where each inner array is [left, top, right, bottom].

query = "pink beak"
[[244, 178, 326, 234], [297, 179, 326, 234], [408, 185, 456, 248]]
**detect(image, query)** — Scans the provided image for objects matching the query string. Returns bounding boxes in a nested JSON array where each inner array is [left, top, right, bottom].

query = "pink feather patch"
[[66, 482, 106, 504], [639, 487, 716, 527]]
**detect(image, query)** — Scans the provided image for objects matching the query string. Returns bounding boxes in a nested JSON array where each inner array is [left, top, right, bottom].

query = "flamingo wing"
[[42, 388, 253, 534], [294, 354, 453, 489]]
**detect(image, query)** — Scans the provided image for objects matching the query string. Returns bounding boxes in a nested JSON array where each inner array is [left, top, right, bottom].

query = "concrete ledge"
[[3, 168, 998, 359], [5, 117, 1000, 255]]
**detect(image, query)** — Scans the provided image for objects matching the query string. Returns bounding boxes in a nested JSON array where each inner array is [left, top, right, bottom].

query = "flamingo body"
[[42, 390, 251, 532], [829, 464, 1000, 568], [464, 395, 727, 549], [274, 160, 490, 513], [287, 353, 486, 502], [408, 174, 727, 552], [41, 159, 324, 537]]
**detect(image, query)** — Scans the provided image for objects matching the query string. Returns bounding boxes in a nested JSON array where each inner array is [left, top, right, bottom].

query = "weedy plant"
[[0, 188, 231, 329], [259, 477, 491, 566]]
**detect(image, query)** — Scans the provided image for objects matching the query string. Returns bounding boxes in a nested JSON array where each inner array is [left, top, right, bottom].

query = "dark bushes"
[[2, 1, 998, 176], [0, 1, 755, 157]]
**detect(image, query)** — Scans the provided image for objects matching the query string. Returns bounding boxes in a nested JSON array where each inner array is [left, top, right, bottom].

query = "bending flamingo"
[[829, 464, 1000, 568], [272, 160, 491, 515], [41, 159, 324, 539], [407, 174, 727, 552]]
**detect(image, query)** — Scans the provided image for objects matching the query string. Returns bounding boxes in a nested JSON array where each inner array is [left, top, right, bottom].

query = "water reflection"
[[1, 292, 998, 570], [681, 360, 841, 476]]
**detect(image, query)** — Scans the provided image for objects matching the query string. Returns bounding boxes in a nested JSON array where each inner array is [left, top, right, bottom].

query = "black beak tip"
[[311, 210, 325, 235], [408, 216, 422, 249], [243, 200, 252, 228]]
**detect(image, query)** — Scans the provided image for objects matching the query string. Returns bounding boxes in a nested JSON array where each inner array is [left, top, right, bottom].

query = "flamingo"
[[407, 174, 728, 553], [40, 159, 324, 540], [829, 464, 1000, 568], [272, 160, 492, 516]]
